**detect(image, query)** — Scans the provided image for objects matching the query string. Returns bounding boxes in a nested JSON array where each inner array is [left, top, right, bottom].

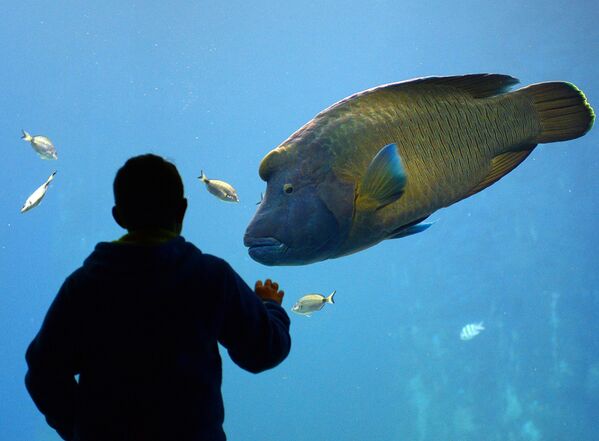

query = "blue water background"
[[1, 1, 598, 440]]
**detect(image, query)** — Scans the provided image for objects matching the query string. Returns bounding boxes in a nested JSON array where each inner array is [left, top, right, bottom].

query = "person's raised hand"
[[255, 279, 284, 305]]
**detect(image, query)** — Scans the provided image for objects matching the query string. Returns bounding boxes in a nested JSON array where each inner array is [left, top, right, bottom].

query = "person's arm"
[[216, 262, 290, 373], [25, 277, 80, 441]]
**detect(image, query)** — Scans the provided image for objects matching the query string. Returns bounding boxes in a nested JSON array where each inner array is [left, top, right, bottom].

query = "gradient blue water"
[[1, 1, 598, 440]]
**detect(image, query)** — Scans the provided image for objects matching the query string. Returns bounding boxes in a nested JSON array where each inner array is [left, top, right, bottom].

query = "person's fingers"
[[255, 279, 285, 304]]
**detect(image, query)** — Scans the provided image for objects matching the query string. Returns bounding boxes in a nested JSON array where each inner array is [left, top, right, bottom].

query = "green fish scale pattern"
[[320, 87, 538, 249]]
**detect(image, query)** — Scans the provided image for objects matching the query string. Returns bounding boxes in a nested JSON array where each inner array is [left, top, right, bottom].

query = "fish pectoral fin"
[[356, 143, 407, 211], [387, 218, 435, 240], [460, 145, 537, 201]]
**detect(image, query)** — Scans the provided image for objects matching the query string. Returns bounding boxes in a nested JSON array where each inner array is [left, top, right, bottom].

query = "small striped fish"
[[22, 130, 58, 160], [460, 322, 485, 341], [198, 170, 239, 202], [291, 290, 336, 316]]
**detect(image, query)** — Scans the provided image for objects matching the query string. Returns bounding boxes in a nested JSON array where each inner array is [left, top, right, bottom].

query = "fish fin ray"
[[387, 217, 435, 240], [403, 74, 519, 98], [461, 147, 536, 200], [21, 130, 32, 141], [357, 144, 406, 210], [314, 74, 519, 121], [326, 290, 336, 304], [45, 171, 57, 186], [517, 82, 595, 143], [400, 215, 430, 229]]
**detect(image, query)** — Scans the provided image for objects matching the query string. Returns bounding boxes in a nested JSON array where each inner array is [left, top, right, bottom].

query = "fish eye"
[[283, 184, 293, 194]]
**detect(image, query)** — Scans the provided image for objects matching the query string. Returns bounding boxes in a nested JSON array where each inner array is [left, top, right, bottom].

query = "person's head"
[[112, 154, 187, 233]]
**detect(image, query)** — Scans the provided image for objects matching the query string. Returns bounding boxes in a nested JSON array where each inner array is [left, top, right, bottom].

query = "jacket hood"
[[82, 236, 198, 278]]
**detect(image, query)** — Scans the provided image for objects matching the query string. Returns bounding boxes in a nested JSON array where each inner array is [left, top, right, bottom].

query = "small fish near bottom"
[[291, 290, 336, 317]]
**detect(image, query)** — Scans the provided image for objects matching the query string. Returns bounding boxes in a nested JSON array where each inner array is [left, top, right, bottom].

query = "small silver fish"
[[21, 171, 56, 213], [22, 130, 58, 160], [198, 170, 239, 202], [460, 322, 485, 341], [291, 290, 336, 316]]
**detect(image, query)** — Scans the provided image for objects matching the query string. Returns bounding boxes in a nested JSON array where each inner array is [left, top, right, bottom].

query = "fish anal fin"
[[461, 146, 536, 200], [387, 216, 434, 240], [401, 215, 430, 229]]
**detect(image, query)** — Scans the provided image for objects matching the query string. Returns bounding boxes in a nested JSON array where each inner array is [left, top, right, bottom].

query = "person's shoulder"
[[54, 265, 90, 300], [199, 252, 234, 274], [178, 238, 232, 271]]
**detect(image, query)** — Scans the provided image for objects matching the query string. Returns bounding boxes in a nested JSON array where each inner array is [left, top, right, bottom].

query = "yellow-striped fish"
[[244, 74, 594, 265]]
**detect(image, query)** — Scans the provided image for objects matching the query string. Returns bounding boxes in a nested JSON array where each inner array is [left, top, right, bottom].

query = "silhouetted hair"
[[113, 154, 184, 229]]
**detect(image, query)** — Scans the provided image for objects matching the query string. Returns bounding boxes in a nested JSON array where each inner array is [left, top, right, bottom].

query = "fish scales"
[[319, 89, 539, 249], [334, 91, 530, 212]]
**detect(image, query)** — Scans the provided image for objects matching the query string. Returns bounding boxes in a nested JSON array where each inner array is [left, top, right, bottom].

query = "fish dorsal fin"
[[356, 143, 407, 211], [461, 146, 536, 200], [405, 74, 519, 98], [314, 73, 519, 122]]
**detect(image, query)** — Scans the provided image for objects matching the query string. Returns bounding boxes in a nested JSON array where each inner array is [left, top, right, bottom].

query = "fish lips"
[[244, 236, 288, 266]]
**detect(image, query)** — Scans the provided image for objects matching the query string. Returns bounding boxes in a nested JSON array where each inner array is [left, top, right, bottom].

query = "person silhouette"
[[25, 153, 291, 441]]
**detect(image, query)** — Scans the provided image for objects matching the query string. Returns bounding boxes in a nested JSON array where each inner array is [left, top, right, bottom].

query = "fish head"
[[244, 145, 353, 265], [225, 190, 239, 203], [20, 202, 31, 213]]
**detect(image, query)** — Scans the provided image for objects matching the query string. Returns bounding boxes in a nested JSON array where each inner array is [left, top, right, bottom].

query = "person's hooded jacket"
[[25, 234, 291, 441]]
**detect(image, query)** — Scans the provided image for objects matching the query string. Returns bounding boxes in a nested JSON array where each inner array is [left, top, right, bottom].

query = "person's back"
[[25, 154, 291, 441]]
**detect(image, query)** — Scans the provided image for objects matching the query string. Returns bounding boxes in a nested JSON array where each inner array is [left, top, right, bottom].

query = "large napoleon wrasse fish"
[[244, 74, 595, 266]]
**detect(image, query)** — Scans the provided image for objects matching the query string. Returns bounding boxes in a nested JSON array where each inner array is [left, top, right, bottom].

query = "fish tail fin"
[[21, 130, 32, 141], [520, 82, 594, 143], [325, 290, 336, 304]]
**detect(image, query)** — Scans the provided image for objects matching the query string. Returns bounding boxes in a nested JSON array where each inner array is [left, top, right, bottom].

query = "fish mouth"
[[244, 236, 288, 265]]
